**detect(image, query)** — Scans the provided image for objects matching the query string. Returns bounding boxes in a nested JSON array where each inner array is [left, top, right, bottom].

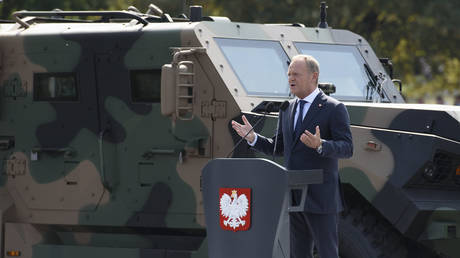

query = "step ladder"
[[176, 61, 195, 120]]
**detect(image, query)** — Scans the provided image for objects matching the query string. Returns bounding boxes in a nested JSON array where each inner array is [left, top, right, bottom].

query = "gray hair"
[[292, 54, 320, 75]]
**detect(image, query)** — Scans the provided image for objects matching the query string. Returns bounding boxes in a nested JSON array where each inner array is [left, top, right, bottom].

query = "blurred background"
[[1, 0, 459, 104]]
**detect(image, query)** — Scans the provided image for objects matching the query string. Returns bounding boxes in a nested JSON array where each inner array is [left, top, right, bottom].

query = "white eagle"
[[220, 190, 249, 229]]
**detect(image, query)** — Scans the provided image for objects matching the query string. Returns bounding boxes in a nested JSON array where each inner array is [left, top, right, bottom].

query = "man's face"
[[288, 59, 318, 99]]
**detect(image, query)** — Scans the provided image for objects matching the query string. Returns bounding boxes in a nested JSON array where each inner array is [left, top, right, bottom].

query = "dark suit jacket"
[[253, 90, 353, 214]]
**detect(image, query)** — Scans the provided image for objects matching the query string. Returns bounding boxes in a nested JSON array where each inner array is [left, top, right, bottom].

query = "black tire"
[[338, 208, 408, 258]]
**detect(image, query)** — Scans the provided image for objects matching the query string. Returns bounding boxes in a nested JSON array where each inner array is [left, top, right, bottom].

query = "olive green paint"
[[24, 35, 81, 72], [29, 128, 99, 184], [81, 96, 208, 228], [124, 28, 182, 69]]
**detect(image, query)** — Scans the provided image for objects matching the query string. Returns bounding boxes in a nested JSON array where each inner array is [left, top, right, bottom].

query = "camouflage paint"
[[0, 8, 459, 258]]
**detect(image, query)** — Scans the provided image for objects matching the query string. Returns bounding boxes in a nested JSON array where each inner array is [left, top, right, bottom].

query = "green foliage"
[[0, 0, 109, 18], [2, 0, 459, 100]]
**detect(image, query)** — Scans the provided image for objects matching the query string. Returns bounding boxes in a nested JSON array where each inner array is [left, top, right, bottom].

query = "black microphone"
[[226, 102, 274, 158], [272, 101, 289, 160]]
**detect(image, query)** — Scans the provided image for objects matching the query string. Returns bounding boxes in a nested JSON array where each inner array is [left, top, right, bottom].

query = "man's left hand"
[[300, 126, 321, 149]]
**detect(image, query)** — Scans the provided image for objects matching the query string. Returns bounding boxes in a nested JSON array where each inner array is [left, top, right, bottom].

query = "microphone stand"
[[272, 120, 281, 161], [272, 101, 289, 161], [226, 103, 273, 158]]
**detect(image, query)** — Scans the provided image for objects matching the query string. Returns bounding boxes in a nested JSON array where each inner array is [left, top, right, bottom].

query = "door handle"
[[142, 149, 175, 159], [31, 147, 75, 160]]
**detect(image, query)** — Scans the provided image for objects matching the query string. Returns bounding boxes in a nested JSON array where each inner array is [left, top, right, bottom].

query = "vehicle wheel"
[[338, 208, 407, 258]]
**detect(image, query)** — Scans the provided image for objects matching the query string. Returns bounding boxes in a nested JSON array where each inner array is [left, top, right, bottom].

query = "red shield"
[[219, 188, 251, 231]]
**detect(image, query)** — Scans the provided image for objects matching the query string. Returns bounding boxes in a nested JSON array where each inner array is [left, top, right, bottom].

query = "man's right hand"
[[231, 115, 256, 143]]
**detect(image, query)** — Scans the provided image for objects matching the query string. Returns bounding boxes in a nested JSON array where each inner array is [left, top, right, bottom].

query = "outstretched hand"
[[300, 125, 321, 149], [231, 115, 256, 143]]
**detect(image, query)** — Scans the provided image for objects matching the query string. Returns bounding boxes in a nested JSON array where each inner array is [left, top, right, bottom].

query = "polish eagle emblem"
[[219, 188, 251, 231]]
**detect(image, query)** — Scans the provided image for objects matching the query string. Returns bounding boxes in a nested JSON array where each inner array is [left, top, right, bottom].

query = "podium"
[[202, 158, 322, 258]]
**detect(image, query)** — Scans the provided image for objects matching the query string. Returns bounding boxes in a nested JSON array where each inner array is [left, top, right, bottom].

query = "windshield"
[[215, 38, 385, 101], [295, 42, 384, 101], [215, 38, 290, 97]]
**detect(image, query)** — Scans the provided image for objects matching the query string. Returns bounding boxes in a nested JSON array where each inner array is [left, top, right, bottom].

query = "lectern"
[[202, 158, 322, 258]]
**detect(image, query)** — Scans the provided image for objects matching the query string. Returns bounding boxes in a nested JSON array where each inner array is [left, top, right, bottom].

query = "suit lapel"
[[292, 91, 327, 149]]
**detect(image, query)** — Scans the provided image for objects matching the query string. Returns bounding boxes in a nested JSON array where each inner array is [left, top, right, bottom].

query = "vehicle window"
[[215, 38, 290, 97], [295, 43, 389, 101], [33, 73, 78, 101], [130, 69, 161, 103]]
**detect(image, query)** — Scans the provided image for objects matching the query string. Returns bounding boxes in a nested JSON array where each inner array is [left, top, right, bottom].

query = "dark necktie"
[[294, 100, 307, 138]]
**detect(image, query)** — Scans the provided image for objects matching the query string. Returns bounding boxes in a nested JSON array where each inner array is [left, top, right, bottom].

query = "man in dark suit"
[[231, 55, 353, 258]]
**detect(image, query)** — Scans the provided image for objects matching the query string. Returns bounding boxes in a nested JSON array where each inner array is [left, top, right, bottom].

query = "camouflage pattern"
[[0, 6, 459, 258]]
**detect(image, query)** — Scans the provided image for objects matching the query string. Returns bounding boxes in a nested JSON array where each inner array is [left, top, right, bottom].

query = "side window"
[[130, 69, 161, 103], [33, 73, 78, 101]]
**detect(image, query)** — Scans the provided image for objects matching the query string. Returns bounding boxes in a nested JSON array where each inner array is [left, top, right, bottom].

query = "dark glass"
[[34, 73, 78, 101], [130, 69, 161, 103]]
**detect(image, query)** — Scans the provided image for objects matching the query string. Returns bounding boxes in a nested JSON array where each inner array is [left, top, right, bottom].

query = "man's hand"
[[300, 125, 321, 149], [231, 115, 256, 143]]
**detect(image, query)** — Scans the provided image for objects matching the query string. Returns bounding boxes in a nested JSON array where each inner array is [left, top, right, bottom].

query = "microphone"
[[226, 102, 274, 158], [272, 101, 289, 160]]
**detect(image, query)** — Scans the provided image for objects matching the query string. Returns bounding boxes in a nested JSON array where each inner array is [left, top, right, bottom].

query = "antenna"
[[317, 2, 328, 28]]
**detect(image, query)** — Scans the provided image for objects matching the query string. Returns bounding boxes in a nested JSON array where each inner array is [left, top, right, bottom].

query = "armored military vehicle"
[[0, 2, 459, 258]]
